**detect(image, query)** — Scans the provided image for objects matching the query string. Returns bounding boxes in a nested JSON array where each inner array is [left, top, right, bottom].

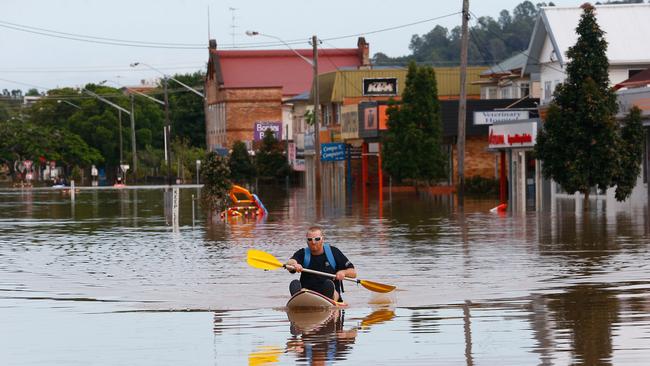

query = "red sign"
[[488, 121, 537, 149]]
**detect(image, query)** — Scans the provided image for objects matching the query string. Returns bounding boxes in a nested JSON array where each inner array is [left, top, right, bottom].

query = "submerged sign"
[[320, 143, 347, 161]]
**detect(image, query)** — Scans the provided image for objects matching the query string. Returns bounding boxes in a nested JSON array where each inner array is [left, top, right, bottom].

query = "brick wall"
[[214, 87, 283, 148], [450, 135, 498, 183]]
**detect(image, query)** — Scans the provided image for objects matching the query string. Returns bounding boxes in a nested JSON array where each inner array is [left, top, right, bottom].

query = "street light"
[[130, 62, 206, 186], [195, 160, 201, 185], [81, 86, 132, 183], [246, 31, 321, 195]]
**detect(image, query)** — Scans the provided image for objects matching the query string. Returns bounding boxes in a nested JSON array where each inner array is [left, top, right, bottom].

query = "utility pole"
[[457, 0, 470, 206], [130, 94, 138, 179], [118, 109, 123, 164], [312, 35, 321, 196], [163, 77, 173, 186]]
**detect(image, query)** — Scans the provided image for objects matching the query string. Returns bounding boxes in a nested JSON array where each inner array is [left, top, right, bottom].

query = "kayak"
[[286, 289, 347, 309]]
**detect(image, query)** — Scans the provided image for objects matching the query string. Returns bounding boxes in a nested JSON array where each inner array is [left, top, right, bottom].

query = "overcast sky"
[[1, 0, 588, 92]]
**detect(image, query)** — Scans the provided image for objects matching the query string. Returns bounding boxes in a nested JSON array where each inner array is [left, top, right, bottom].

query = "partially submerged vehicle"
[[221, 184, 268, 219]]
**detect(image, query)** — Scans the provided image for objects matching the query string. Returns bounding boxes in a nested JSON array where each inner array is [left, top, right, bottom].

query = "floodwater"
[[1, 186, 650, 365]]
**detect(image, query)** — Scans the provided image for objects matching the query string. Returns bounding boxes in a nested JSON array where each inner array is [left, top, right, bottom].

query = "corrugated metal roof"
[[481, 53, 528, 76], [317, 67, 487, 103], [538, 4, 650, 66]]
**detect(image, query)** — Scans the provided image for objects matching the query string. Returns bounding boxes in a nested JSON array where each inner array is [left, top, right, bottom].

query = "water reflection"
[[287, 309, 357, 365], [546, 284, 619, 366]]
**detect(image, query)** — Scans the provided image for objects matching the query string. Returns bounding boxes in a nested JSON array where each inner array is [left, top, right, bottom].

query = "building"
[[204, 38, 369, 151], [498, 3, 650, 212], [475, 53, 541, 100]]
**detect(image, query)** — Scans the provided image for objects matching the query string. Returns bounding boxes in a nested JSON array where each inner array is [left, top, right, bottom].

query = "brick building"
[[204, 38, 369, 151]]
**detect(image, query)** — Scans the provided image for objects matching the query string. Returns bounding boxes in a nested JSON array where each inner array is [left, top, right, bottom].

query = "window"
[[322, 105, 332, 126], [500, 86, 512, 99], [520, 82, 530, 98], [629, 69, 644, 79], [544, 81, 552, 103]]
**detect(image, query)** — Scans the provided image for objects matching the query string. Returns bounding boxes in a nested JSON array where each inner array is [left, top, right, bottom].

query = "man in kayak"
[[285, 226, 356, 301]]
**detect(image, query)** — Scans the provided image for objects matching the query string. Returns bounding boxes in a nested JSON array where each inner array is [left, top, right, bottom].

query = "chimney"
[[357, 37, 370, 69], [209, 39, 217, 50]]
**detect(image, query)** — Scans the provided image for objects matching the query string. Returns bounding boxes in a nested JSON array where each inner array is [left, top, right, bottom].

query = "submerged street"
[[1, 187, 649, 365]]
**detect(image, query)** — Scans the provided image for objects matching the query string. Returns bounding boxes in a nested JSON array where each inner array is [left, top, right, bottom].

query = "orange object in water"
[[222, 185, 267, 219], [490, 203, 507, 213]]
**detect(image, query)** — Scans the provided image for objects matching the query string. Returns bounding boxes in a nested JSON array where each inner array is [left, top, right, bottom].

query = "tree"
[[612, 106, 645, 201], [255, 130, 290, 181], [229, 140, 256, 183], [382, 61, 446, 184], [166, 72, 206, 148], [200, 152, 232, 216], [535, 4, 643, 207]]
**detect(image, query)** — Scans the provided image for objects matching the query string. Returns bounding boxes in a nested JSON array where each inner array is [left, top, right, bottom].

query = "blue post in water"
[[346, 144, 352, 200]]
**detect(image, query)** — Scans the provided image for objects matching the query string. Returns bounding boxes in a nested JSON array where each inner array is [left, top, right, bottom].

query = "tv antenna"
[[229, 7, 238, 47]]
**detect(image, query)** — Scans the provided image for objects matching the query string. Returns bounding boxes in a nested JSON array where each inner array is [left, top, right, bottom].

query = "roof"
[[317, 67, 487, 103], [614, 68, 650, 90], [211, 48, 361, 97], [481, 53, 528, 77], [524, 4, 650, 74]]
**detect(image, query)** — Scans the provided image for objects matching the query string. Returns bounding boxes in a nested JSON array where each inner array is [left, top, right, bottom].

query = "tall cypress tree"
[[382, 61, 446, 184], [535, 4, 631, 207]]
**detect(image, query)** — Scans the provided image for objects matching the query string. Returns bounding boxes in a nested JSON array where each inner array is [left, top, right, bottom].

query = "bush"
[[463, 175, 499, 197]]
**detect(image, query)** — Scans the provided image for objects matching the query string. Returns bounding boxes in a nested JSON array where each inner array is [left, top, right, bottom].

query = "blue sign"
[[320, 143, 347, 162]]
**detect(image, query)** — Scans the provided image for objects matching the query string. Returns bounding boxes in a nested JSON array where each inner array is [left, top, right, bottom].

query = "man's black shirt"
[[290, 246, 354, 296]]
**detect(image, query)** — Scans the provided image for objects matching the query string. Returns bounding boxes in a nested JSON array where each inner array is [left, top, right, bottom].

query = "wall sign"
[[363, 78, 398, 96], [474, 110, 529, 125], [488, 120, 537, 149]]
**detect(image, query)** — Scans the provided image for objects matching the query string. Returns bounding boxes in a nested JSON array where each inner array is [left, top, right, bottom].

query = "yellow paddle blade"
[[361, 309, 395, 328], [247, 249, 284, 270], [248, 346, 281, 366], [359, 279, 396, 293]]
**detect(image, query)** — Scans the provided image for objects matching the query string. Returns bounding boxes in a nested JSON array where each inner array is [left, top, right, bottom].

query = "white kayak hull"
[[286, 289, 347, 309]]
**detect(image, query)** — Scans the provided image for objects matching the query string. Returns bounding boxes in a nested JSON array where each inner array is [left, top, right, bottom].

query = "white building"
[[512, 3, 650, 212]]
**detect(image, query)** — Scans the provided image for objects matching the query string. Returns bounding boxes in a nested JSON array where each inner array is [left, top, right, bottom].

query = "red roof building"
[[204, 38, 369, 150]]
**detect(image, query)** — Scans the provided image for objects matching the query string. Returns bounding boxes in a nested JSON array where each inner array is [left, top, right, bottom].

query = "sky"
[[0, 0, 588, 93]]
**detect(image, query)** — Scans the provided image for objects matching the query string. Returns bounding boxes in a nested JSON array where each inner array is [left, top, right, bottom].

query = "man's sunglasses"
[[307, 237, 322, 242]]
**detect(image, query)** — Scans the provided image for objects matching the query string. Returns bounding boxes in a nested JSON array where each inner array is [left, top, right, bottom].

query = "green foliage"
[[71, 165, 82, 182], [464, 175, 499, 196], [255, 130, 290, 181], [200, 152, 232, 213], [613, 106, 645, 201], [165, 72, 206, 148], [0, 119, 102, 170], [373, 1, 550, 66], [229, 140, 256, 183], [170, 137, 205, 182], [535, 4, 643, 203], [382, 61, 446, 184]]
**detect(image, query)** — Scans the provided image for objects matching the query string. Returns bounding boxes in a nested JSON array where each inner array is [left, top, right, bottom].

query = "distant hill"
[[372, 0, 644, 67]]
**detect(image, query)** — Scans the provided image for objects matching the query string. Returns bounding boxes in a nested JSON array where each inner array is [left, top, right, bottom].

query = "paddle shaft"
[[285, 264, 359, 285]]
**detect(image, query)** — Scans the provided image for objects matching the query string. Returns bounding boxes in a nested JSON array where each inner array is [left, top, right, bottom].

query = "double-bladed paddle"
[[246, 249, 396, 293]]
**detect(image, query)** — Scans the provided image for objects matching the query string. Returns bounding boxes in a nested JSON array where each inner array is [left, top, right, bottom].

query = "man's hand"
[[335, 270, 347, 280], [287, 263, 303, 272]]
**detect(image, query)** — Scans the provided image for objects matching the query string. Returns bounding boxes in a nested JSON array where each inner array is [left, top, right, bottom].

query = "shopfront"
[[488, 119, 540, 212]]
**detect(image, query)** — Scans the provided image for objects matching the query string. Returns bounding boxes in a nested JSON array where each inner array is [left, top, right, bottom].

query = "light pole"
[[82, 86, 132, 183], [196, 160, 201, 184], [130, 62, 205, 186], [245, 31, 321, 195]]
